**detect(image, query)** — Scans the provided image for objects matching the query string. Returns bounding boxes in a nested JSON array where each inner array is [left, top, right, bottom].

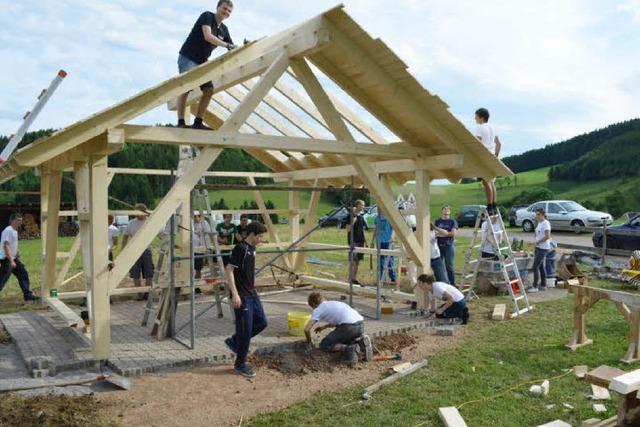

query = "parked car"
[[456, 205, 486, 228], [515, 200, 612, 233], [508, 205, 529, 227], [318, 207, 350, 228], [592, 214, 640, 250], [363, 205, 417, 230]]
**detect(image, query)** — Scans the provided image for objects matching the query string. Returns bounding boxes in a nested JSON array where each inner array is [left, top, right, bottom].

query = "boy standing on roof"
[[474, 108, 502, 215], [176, 1, 236, 130]]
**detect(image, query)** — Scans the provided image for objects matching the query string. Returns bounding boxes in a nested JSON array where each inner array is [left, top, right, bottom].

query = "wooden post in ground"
[[414, 170, 431, 311], [288, 179, 300, 268], [623, 309, 640, 364], [566, 293, 597, 351], [293, 186, 320, 273], [40, 168, 62, 301]]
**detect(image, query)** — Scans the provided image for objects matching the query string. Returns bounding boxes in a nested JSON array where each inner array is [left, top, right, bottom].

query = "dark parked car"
[[592, 214, 640, 250], [318, 207, 350, 228], [456, 205, 486, 228], [509, 205, 529, 227]]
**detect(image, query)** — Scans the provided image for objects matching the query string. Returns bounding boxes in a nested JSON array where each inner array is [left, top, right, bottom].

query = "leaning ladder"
[[461, 207, 532, 318], [0, 70, 67, 163]]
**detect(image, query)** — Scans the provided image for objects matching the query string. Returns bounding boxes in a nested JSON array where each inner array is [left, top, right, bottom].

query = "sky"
[[2, 0, 640, 158]]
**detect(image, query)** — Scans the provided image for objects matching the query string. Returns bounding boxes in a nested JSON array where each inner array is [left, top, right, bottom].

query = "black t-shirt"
[[179, 12, 233, 64], [347, 213, 367, 246], [228, 241, 257, 298]]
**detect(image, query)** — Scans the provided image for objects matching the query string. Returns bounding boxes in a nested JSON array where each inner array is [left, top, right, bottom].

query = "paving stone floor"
[[1, 290, 439, 377]]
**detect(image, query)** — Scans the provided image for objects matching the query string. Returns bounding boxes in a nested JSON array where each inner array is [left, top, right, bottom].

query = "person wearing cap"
[[0, 213, 38, 302]]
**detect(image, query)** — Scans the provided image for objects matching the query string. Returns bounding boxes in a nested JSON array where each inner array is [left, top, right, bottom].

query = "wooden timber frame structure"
[[567, 283, 640, 364], [0, 6, 511, 360]]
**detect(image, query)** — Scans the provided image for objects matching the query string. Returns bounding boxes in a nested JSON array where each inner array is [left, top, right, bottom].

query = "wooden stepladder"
[[461, 207, 532, 318]]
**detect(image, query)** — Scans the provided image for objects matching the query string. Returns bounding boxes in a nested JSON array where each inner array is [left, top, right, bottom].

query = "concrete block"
[[492, 304, 506, 321], [30, 369, 50, 378], [593, 404, 606, 413]]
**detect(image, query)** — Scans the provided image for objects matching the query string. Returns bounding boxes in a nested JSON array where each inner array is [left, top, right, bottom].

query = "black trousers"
[[0, 258, 34, 298]]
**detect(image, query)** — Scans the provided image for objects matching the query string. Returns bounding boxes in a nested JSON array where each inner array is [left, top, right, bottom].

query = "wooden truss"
[[0, 6, 512, 359]]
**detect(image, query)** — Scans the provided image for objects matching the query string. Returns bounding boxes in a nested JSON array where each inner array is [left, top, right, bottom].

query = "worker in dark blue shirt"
[[176, 1, 236, 130]]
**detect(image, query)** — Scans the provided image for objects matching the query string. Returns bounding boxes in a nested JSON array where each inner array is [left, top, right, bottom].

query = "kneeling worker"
[[304, 292, 373, 366], [417, 274, 469, 324]]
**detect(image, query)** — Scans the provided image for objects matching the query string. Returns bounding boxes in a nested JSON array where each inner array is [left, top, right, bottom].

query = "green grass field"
[[209, 167, 640, 222]]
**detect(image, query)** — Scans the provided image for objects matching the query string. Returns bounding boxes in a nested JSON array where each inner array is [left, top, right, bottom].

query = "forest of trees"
[[502, 118, 640, 173], [0, 127, 272, 208]]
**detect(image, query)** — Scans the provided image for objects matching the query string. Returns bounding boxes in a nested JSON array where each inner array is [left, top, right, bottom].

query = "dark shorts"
[[194, 253, 204, 271], [319, 321, 364, 352], [178, 54, 213, 90], [129, 249, 154, 280], [108, 250, 113, 271], [350, 243, 365, 262]]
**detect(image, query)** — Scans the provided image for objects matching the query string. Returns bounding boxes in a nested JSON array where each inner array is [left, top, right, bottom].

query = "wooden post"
[[414, 171, 431, 310], [288, 179, 300, 268], [293, 186, 321, 272], [40, 169, 62, 301], [566, 292, 595, 351], [623, 309, 640, 364]]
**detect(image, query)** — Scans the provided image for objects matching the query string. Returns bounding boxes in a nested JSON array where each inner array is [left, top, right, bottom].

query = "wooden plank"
[[305, 242, 403, 257], [276, 156, 463, 181], [438, 407, 468, 427], [492, 304, 507, 321], [585, 365, 626, 389], [108, 167, 277, 178], [414, 170, 430, 310], [288, 179, 301, 267], [610, 370, 640, 395], [6, 17, 331, 170], [568, 284, 640, 309], [45, 297, 83, 328], [109, 50, 290, 292], [41, 169, 62, 300], [293, 187, 321, 272], [301, 275, 416, 303], [120, 124, 426, 159], [289, 57, 426, 268]]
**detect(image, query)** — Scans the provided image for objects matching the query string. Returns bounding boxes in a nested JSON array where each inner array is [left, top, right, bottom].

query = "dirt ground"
[[0, 395, 115, 427], [97, 330, 458, 426]]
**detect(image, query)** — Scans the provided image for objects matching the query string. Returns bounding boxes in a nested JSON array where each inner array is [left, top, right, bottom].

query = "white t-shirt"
[[108, 225, 119, 250], [0, 226, 18, 260], [431, 281, 465, 303], [481, 220, 503, 254], [311, 301, 364, 325], [125, 218, 151, 249], [193, 220, 212, 248], [476, 123, 497, 153], [535, 220, 552, 250], [430, 231, 440, 259]]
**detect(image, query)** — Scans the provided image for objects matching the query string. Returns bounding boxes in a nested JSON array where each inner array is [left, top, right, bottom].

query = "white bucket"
[[546, 278, 556, 288]]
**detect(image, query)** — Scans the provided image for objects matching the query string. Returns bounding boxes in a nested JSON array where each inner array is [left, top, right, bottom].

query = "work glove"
[[227, 43, 237, 51]]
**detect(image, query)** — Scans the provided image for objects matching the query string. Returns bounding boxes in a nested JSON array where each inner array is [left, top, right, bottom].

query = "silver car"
[[515, 200, 612, 233]]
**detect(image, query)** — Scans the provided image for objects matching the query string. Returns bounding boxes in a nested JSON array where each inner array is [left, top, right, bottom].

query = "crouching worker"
[[304, 292, 373, 366], [417, 274, 469, 324], [224, 221, 267, 378]]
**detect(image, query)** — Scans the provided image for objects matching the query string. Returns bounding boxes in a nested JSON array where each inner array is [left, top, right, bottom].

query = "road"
[[456, 227, 595, 247]]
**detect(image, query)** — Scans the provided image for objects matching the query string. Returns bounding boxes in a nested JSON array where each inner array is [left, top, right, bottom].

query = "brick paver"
[[0, 290, 442, 377]]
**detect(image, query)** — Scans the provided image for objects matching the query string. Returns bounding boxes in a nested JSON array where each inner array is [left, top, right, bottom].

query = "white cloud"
[[1, 0, 640, 156]]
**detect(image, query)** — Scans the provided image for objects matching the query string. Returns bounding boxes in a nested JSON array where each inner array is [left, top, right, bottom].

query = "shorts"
[[350, 243, 365, 261], [178, 54, 213, 90], [319, 321, 364, 352], [194, 253, 204, 271], [129, 248, 154, 280]]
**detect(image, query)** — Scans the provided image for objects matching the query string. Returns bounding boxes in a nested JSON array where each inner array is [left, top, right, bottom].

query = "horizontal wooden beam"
[[108, 167, 278, 179], [45, 297, 83, 328], [276, 155, 462, 181], [43, 129, 125, 171], [120, 125, 426, 159], [301, 275, 416, 302]]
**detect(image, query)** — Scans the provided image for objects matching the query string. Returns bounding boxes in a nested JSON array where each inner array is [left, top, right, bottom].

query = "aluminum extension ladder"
[[460, 207, 532, 318], [0, 70, 67, 163]]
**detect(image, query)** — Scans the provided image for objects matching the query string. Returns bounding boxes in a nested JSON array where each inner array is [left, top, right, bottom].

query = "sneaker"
[[344, 344, 359, 367], [350, 280, 361, 287], [461, 308, 470, 325], [224, 337, 237, 354], [234, 366, 255, 378], [359, 335, 373, 362], [191, 121, 212, 131], [528, 287, 539, 293], [23, 294, 39, 302], [177, 120, 187, 128]]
